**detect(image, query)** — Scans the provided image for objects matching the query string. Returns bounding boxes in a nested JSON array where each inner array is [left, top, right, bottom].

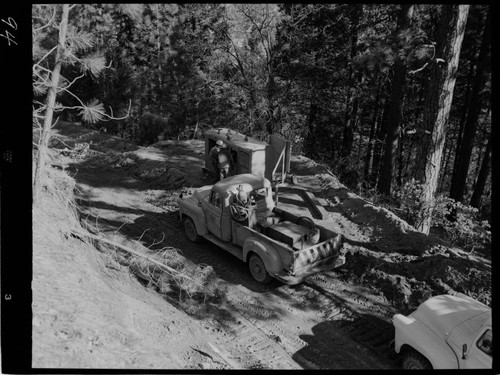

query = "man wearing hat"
[[209, 139, 227, 183]]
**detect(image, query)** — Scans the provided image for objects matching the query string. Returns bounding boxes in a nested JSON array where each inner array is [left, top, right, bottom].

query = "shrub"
[[392, 179, 491, 253], [433, 197, 491, 252], [137, 112, 171, 145], [393, 178, 424, 226]]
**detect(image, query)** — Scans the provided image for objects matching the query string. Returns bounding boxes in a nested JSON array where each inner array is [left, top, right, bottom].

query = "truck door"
[[459, 327, 492, 369], [203, 189, 223, 239]]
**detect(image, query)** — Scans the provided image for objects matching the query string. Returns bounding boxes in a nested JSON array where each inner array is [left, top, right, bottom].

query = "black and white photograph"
[[7, 2, 494, 371]]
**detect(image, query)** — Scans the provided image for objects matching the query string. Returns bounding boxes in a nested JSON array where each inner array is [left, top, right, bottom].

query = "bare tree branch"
[[32, 5, 57, 33], [57, 72, 85, 92], [409, 43, 436, 75], [34, 45, 58, 66], [70, 229, 204, 285], [100, 99, 132, 121], [60, 86, 87, 108]]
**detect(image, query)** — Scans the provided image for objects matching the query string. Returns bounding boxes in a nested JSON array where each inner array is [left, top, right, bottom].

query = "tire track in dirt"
[[215, 301, 303, 369]]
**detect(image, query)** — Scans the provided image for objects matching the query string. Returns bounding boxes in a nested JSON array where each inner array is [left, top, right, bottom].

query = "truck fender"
[[393, 314, 458, 369], [178, 200, 208, 237], [243, 237, 281, 275]]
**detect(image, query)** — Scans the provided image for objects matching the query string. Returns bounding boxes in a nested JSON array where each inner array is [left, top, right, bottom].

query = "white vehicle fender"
[[243, 237, 281, 275], [178, 198, 208, 236], [394, 313, 459, 369]]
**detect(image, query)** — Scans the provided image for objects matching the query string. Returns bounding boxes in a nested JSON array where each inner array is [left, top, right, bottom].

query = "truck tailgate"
[[291, 233, 344, 275]]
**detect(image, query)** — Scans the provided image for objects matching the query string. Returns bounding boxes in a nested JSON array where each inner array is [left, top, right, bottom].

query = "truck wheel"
[[402, 350, 432, 370], [248, 254, 273, 284], [183, 217, 201, 243]]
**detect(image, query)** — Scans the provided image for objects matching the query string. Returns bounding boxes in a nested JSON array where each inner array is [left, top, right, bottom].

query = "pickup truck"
[[177, 173, 345, 284], [392, 293, 492, 369]]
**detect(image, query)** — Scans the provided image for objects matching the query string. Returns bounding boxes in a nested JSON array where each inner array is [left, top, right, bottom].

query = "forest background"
[[32, 4, 491, 246]]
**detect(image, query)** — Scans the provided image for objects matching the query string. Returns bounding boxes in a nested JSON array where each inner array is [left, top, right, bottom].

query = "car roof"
[[213, 173, 270, 194], [413, 294, 491, 340]]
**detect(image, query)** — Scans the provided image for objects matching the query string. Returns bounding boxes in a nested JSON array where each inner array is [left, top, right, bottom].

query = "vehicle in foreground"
[[392, 293, 492, 369], [177, 173, 345, 284]]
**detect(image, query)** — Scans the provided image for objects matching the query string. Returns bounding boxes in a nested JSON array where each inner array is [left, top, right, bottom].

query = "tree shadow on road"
[[293, 316, 398, 369], [74, 191, 298, 326], [65, 140, 209, 193]]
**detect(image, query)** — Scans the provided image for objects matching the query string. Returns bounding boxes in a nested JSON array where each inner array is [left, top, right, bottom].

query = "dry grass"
[[34, 163, 225, 317], [33, 162, 82, 242], [129, 249, 225, 313]]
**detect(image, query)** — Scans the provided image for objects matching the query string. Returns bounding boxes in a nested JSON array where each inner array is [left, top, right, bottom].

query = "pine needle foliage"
[[79, 99, 106, 123], [65, 27, 94, 52], [80, 54, 107, 77]]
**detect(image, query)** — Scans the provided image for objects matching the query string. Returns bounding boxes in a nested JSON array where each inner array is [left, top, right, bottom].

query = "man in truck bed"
[[177, 173, 345, 284]]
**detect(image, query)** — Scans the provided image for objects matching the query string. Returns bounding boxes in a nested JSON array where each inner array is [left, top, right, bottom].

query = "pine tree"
[[416, 4, 469, 234], [32, 4, 136, 201], [377, 4, 414, 195], [449, 7, 490, 202]]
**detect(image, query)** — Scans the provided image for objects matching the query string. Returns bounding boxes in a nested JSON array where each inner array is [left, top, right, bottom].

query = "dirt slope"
[[32, 122, 491, 369]]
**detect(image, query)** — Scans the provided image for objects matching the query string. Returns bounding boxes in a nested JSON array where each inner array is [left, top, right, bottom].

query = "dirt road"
[[32, 123, 490, 369], [70, 150, 398, 369]]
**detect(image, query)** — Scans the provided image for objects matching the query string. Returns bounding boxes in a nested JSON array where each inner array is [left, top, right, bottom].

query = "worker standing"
[[209, 139, 233, 183], [217, 141, 231, 180]]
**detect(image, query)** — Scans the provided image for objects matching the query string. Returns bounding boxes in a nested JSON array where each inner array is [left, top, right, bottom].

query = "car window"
[[210, 190, 222, 208], [476, 329, 492, 356]]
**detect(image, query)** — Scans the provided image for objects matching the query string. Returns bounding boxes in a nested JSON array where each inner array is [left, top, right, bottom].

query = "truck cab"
[[199, 174, 275, 242], [392, 293, 492, 369]]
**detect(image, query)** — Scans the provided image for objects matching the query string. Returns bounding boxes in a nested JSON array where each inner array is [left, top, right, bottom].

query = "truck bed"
[[229, 207, 344, 282]]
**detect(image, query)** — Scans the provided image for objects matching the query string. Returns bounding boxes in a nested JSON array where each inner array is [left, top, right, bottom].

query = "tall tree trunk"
[[266, 42, 277, 136], [370, 93, 390, 187], [470, 133, 491, 209], [439, 136, 454, 191], [450, 41, 478, 183], [397, 128, 405, 187], [377, 4, 414, 196], [409, 78, 427, 176], [416, 4, 469, 234], [305, 95, 319, 157], [330, 126, 337, 160], [341, 93, 359, 159], [363, 80, 380, 183], [33, 4, 70, 202], [339, 4, 362, 159], [449, 8, 490, 202], [363, 82, 381, 185], [266, 73, 276, 135], [469, 107, 491, 187]]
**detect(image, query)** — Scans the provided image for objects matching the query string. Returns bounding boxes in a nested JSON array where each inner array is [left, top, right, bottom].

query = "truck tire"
[[183, 217, 201, 243], [248, 254, 273, 284], [402, 349, 432, 370]]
